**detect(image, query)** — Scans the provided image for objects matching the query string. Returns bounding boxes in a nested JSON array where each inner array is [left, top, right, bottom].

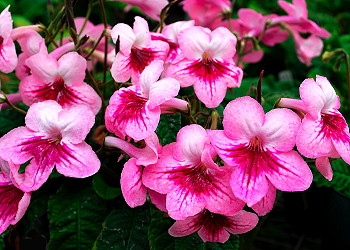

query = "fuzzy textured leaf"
[[93, 204, 150, 249], [47, 182, 108, 250]]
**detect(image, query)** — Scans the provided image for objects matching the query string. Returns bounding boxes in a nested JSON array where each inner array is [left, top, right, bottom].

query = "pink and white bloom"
[[290, 30, 323, 66], [143, 124, 245, 220], [279, 75, 350, 180], [208, 96, 313, 207], [0, 5, 17, 73], [0, 100, 100, 192], [272, 0, 330, 38], [0, 158, 31, 234], [105, 60, 188, 140], [115, 0, 168, 20], [169, 209, 258, 243], [182, 0, 231, 27], [164, 26, 243, 108], [110, 16, 169, 83], [104, 133, 162, 207], [19, 51, 101, 114]]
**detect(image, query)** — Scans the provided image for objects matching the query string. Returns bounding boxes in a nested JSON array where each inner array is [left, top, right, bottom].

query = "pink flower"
[[0, 5, 18, 73], [0, 158, 31, 234], [272, 0, 330, 38], [143, 124, 245, 220], [164, 26, 243, 108], [182, 0, 231, 27], [105, 60, 188, 140], [290, 30, 323, 66], [104, 133, 162, 207], [169, 209, 258, 243], [0, 100, 100, 191], [19, 51, 102, 114], [208, 96, 313, 207], [279, 75, 350, 180], [110, 16, 169, 83], [115, 0, 168, 20]]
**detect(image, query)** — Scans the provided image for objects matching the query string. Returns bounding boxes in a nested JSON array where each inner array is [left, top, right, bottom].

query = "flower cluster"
[[0, 0, 346, 245]]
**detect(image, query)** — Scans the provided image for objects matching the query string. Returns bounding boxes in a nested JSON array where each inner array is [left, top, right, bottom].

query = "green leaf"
[[92, 173, 121, 200], [47, 182, 108, 250], [148, 206, 240, 250], [93, 205, 150, 249], [312, 159, 350, 196], [156, 113, 181, 146], [0, 107, 25, 135]]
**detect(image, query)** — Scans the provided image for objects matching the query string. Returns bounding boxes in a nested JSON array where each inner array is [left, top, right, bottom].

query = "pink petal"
[[264, 150, 312, 192], [224, 210, 259, 234], [223, 96, 265, 141], [0, 39, 17, 73], [168, 214, 201, 237], [139, 60, 164, 97], [209, 27, 237, 60], [148, 189, 167, 212], [230, 153, 269, 206], [25, 52, 58, 83], [296, 114, 334, 158], [0, 6, 12, 41], [148, 78, 180, 109], [178, 26, 211, 60], [204, 171, 245, 216], [55, 141, 100, 178], [10, 158, 54, 192], [121, 158, 147, 207], [198, 225, 230, 243], [24, 100, 61, 135], [166, 186, 206, 220], [315, 157, 333, 181], [251, 181, 276, 215], [110, 52, 132, 83], [58, 104, 95, 144], [111, 23, 135, 55], [58, 52, 87, 84], [0, 184, 30, 234], [173, 124, 209, 164], [133, 16, 151, 48], [262, 108, 301, 152], [56, 82, 102, 115], [0, 127, 42, 164]]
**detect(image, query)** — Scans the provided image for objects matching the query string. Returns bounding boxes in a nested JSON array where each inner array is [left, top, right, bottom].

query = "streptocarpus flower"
[[110, 16, 169, 83], [105, 60, 188, 140], [0, 100, 100, 192], [0, 5, 18, 73], [104, 133, 162, 207], [19, 51, 101, 114], [208, 96, 313, 207], [0, 158, 31, 234], [279, 75, 350, 180], [143, 124, 245, 220], [169, 209, 258, 243], [290, 30, 323, 66], [164, 26, 243, 108], [272, 0, 330, 38]]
